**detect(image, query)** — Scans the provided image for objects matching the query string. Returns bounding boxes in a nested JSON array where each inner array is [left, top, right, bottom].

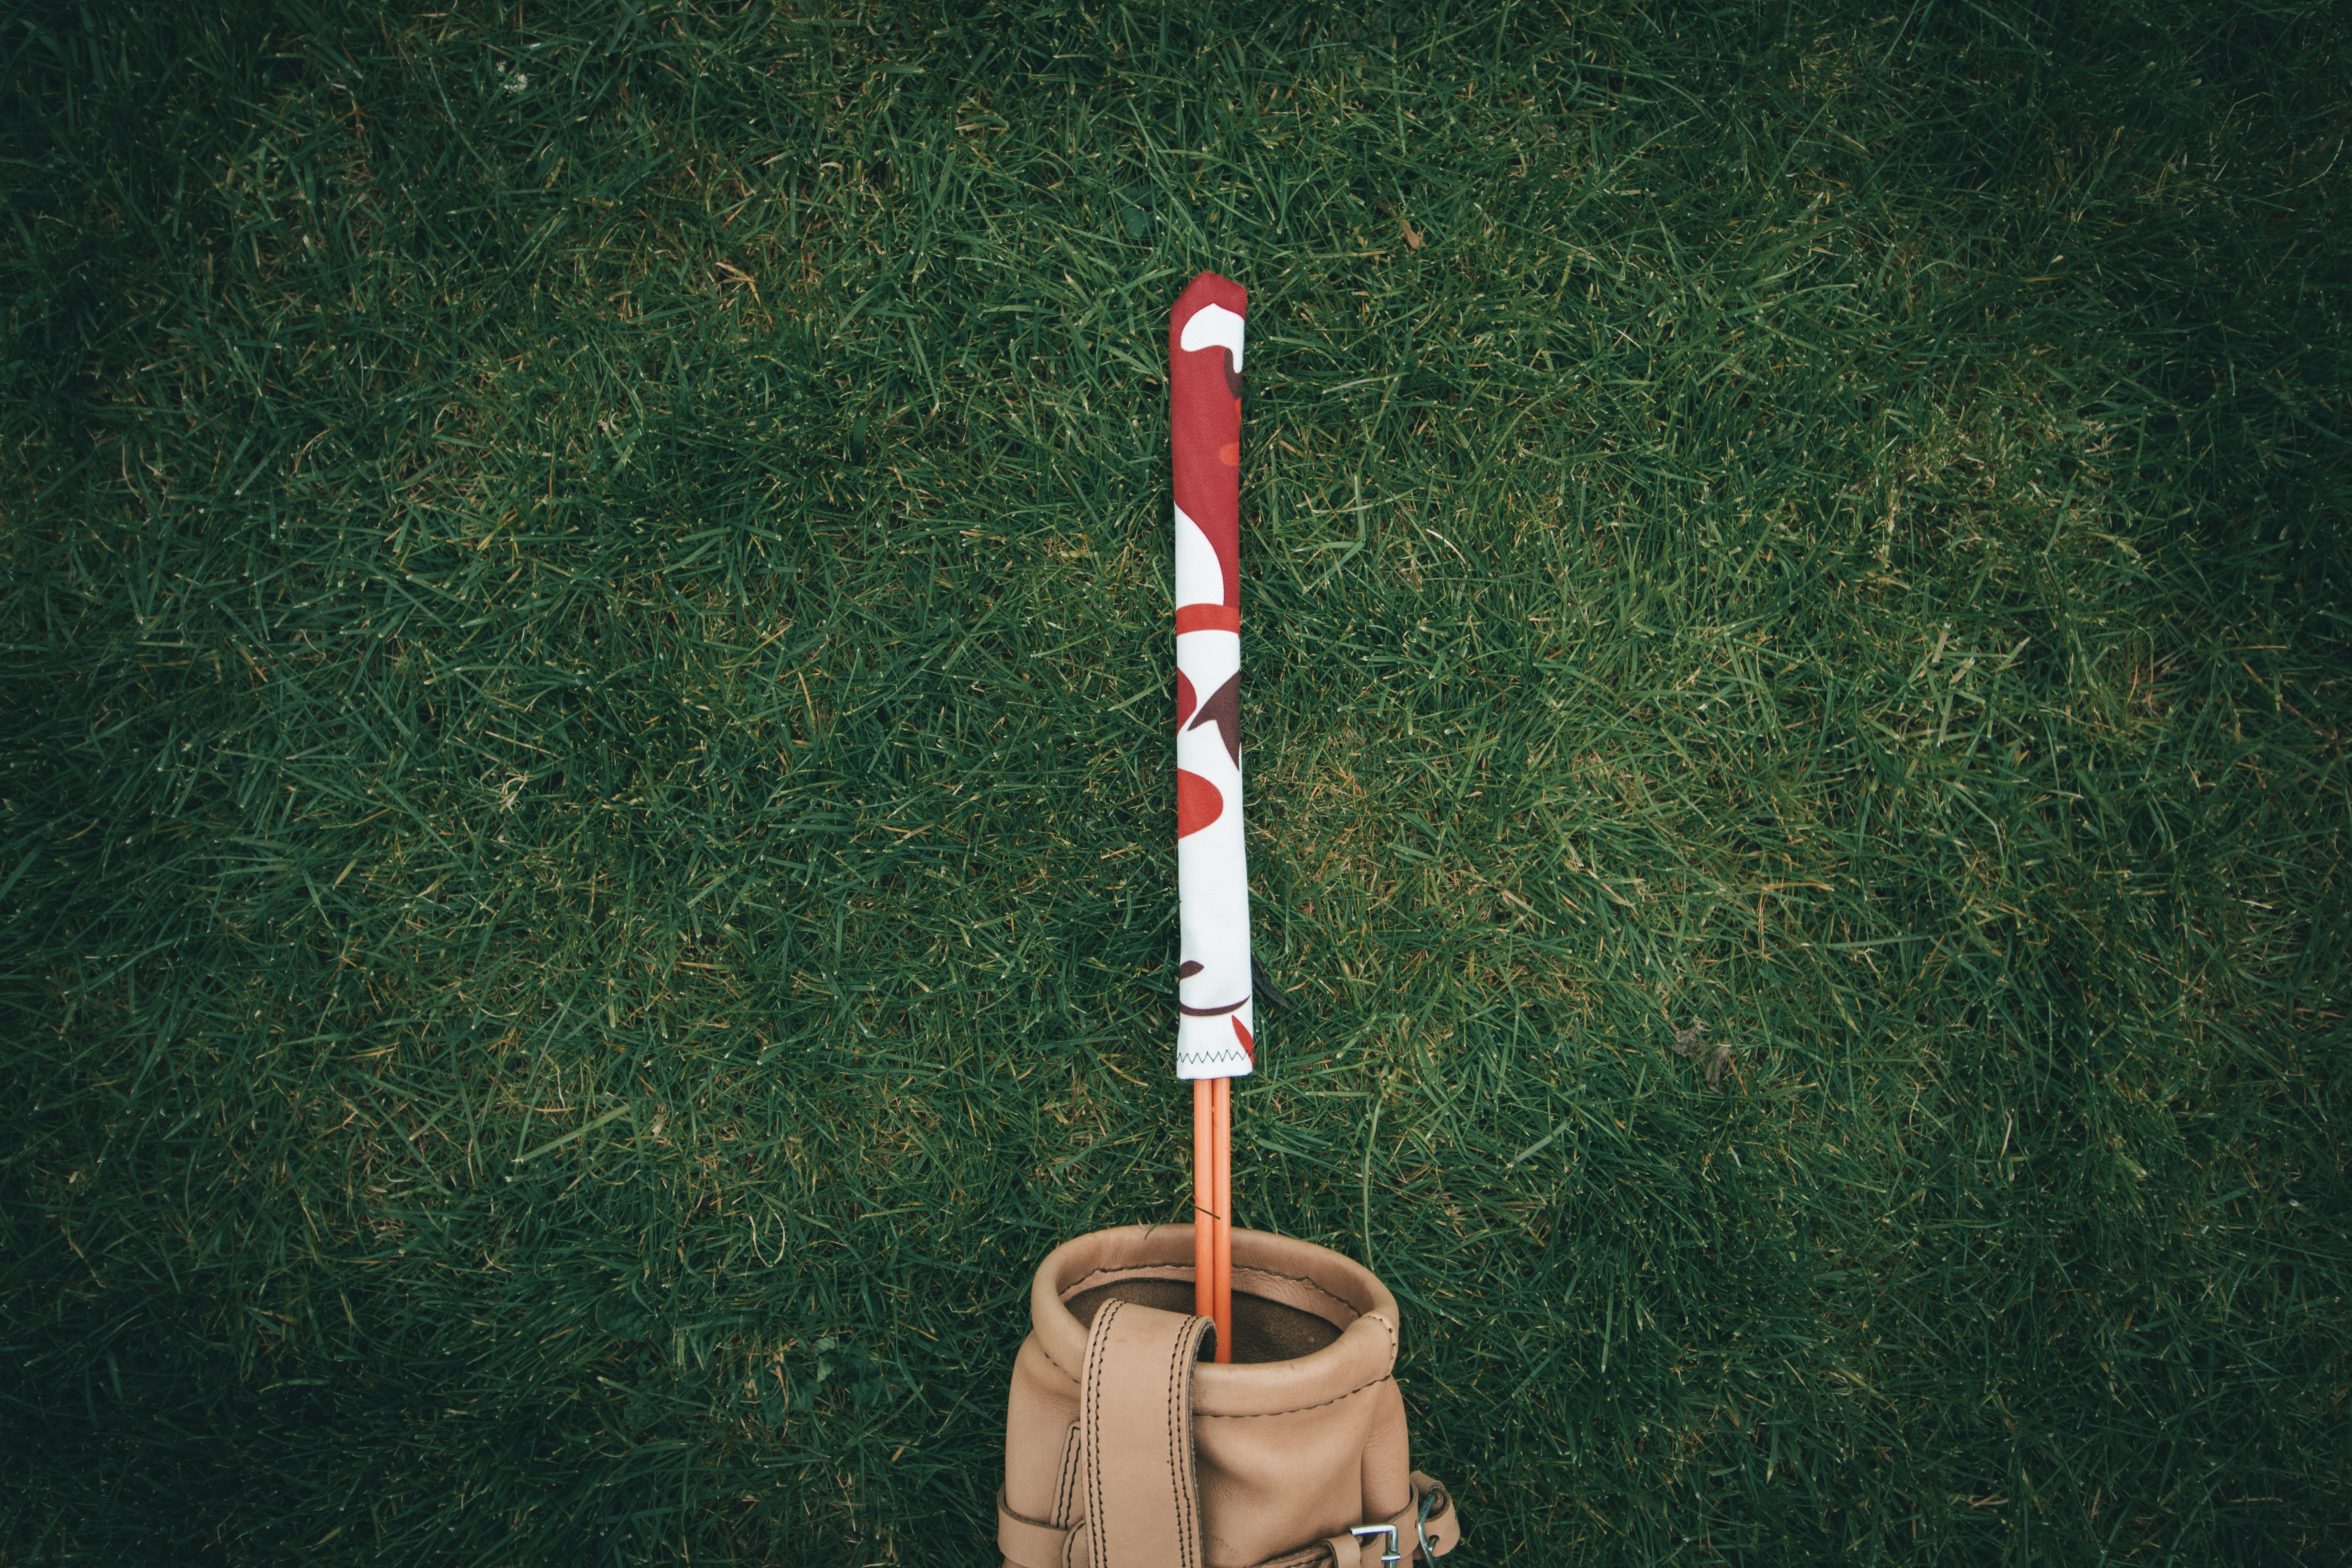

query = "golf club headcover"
[[1171, 272, 1253, 1081]]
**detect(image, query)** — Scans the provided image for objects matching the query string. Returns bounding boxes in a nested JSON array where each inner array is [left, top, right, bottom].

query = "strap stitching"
[[1081, 1297, 1118, 1564], [1184, 1316, 1209, 1565], [1183, 1315, 1211, 1567], [1165, 1314, 1194, 1568], [1053, 1422, 1081, 1529]]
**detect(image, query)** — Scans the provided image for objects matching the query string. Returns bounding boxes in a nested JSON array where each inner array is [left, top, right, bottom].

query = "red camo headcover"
[[1170, 272, 1253, 1079]]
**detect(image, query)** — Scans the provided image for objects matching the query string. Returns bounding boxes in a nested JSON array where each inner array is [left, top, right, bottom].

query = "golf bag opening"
[[1001, 1224, 1463, 1567]]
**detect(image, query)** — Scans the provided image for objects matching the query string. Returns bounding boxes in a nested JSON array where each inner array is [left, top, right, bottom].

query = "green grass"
[[4, 2, 2348, 1562]]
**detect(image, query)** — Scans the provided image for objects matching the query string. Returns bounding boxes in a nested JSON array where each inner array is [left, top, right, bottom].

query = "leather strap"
[[1398, 1472, 1460, 1560], [1002, 1465, 1460, 1568], [999, 1487, 1072, 1568], [1002, 1467, 1461, 1568], [1308, 1474, 1461, 1566], [1078, 1299, 1214, 1568], [1003, 1306, 1458, 1568]]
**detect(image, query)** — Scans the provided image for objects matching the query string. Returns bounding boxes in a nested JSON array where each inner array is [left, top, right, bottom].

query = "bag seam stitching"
[[1037, 1341, 1079, 1383], [1194, 1373, 1394, 1418]]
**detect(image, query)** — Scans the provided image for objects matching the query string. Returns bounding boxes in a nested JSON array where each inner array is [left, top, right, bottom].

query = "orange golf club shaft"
[[1212, 1076, 1233, 1362], [1194, 1079, 1215, 1326]]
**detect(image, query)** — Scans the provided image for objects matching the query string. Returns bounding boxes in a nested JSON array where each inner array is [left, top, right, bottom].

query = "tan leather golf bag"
[[998, 1225, 1464, 1568]]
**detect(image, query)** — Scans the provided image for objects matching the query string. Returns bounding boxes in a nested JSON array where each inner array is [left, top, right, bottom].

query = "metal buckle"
[[1417, 1484, 1443, 1561], [1351, 1524, 1402, 1566]]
